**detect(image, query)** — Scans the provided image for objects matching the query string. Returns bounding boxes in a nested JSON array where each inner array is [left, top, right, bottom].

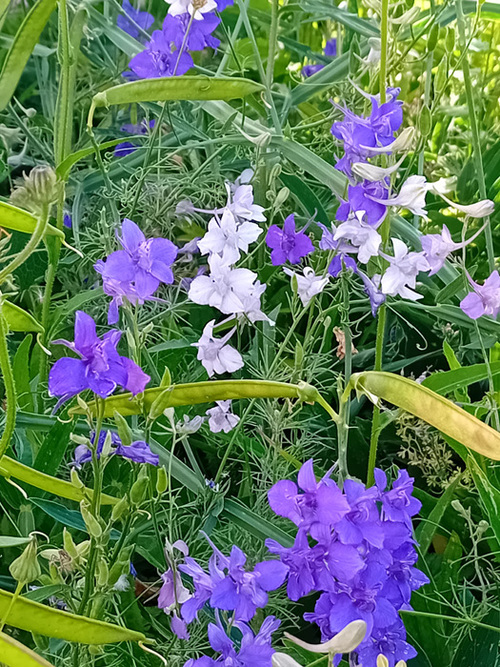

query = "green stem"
[[379, 0, 389, 103], [455, 0, 495, 273], [0, 309, 16, 462], [0, 580, 23, 632], [337, 275, 352, 483], [367, 303, 386, 486], [265, 0, 279, 91], [0, 205, 49, 285], [400, 609, 500, 634]]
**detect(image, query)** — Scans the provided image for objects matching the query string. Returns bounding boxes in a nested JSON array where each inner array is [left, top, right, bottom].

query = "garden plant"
[[0, 0, 500, 665]]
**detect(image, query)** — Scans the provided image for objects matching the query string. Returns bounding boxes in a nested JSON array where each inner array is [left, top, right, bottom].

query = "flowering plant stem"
[[367, 303, 386, 486], [0, 308, 16, 464], [0, 204, 49, 286]]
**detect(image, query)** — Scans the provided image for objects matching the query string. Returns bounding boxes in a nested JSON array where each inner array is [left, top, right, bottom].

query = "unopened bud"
[[377, 656, 390, 667], [156, 466, 168, 495], [100, 431, 115, 459], [445, 27, 455, 53], [96, 558, 109, 587], [434, 64, 447, 92], [80, 501, 102, 539], [18, 504, 35, 536], [63, 528, 78, 560], [419, 104, 432, 137], [70, 468, 85, 489], [149, 387, 173, 421], [130, 467, 149, 505], [70, 433, 89, 445], [160, 367, 172, 387], [256, 132, 272, 149], [285, 619, 367, 655], [10, 165, 61, 215], [274, 187, 289, 208], [9, 536, 41, 583], [113, 411, 133, 447], [111, 496, 129, 522], [294, 341, 304, 368], [427, 24, 439, 51], [272, 654, 303, 667]]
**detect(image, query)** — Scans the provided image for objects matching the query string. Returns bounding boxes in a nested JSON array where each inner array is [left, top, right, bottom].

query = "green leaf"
[[89, 77, 265, 125], [415, 474, 463, 555], [422, 362, 500, 395], [451, 610, 500, 667], [0, 588, 145, 643], [70, 379, 305, 418], [468, 458, 500, 547], [349, 371, 500, 460], [0, 456, 118, 505], [299, 0, 379, 36], [0, 202, 63, 238], [3, 301, 43, 333], [33, 420, 73, 477], [0, 0, 58, 112], [12, 335, 34, 412], [0, 536, 31, 548], [56, 138, 140, 180], [0, 631, 56, 667], [223, 499, 294, 547], [30, 498, 121, 540]]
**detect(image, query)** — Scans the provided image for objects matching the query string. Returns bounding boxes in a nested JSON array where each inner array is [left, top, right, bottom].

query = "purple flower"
[[116, 440, 159, 465], [356, 618, 417, 667], [72, 431, 158, 467], [71, 431, 121, 467], [374, 469, 422, 525], [266, 214, 314, 265], [337, 181, 388, 228], [358, 271, 385, 316], [48, 311, 150, 402], [117, 0, 154, 39], [96, 218, 178, 302], [63, 213, 72, 229], [460, 269, 500, 320], [163, 13, 221, 51], [302, 38, 337, 77], [114, 119, 155, 158], [128, 30, 193, 79]]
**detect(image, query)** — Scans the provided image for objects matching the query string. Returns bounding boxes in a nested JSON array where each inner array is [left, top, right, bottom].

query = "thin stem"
[[265, 0, 279, 91], [337, 274, 352, 483], [400, 609, 500, 634], [366, 303, 386, 486], [456, 0, 495, 273], [0, 309, 16, 463], [379, 0, 389, 103], [0, 205, 49, 285]]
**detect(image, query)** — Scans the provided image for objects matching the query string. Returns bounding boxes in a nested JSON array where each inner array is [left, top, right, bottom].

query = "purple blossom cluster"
[[157, 537, 286, 666], [266, 460, 429, 667], [72, 430, 159, 467]]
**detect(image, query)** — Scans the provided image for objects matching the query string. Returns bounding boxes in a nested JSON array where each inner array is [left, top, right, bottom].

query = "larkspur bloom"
[[267, 461, 428, 667], [337, 181, 388, 228], [94, 262, 144, 325], [117, 0, 154, 39], [159, 540, 192, 639], [225, 183, 266, 223], [266, 214, 314, 265], [128, 30, 193, 78], [372, 175, 431, 217], [72, 431, 159, 466], [48, 311, 150, 402], [317, 222, 357, 277], [72, 431, 121, 468], [237, 280, 272, 325], [206, 400, 240, 433], [176, 414, 205, 435], [302, 38, 337, 77], [283, 267, 329, 307], [380, 239, 430, 300], [197, 208, 262, 265], [420, 223, 485, 275], [96, 218, 178, 302], [460, 269, 500, 320], [184, 615, 281, 667], [166, 0, 218, 21], [114, 119, 155, 158], [163, 12, 221, 51], [192, 320, 244, 377], [359, 272, 385, 316], [334, 213, 382, 264], [188, 254, 259, 315]]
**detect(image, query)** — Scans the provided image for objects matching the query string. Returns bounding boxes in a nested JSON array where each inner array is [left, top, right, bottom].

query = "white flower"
[[192, 320, 244, 376], [381, 238, 430, 300], [272, 655, 303, 667], [285, 620, 367, 655], [352, 154, 405, 182], [197, 208, 262, 265], [372, 175, 432, 217], [188, 254, 259, 314], [113, 575, 130, 592], [283, 267, 329, 307], [334, 213, 382, 264], [226, 183, 266, 223], [232, 168, 254, 190], [237, 280, 273, 324], [165, 0, 217, 20], [431, 188, 495, 218], [360, 127, 416, 154], [176, 414, 205, 435], [206, 400, 240, 433]]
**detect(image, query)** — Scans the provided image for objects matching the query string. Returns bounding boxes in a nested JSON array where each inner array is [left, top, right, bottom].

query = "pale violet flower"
[[334, 213, 382, 264], [421, 223, 486, 275], [232, 168, 254, 190], [460, 270, 500, 320], [432, 191, 495, 219], [165, 0, 217, 20], [380, 239, 430, 300], [225, 183, 266, 223], [372, 175, 431, 217], [283, 267, 329, 307], [206, 400, 240, 433], [188, 254, 259, 314], [197, 208, 262, 265], [237, 280, 273, 325], [176, 414, 205, 435], [192, 320, 244, 376]]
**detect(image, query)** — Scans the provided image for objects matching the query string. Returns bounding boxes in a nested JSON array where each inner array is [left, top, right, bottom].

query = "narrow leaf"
[[415, 474, 463, 555], [0, 456, 118, 505], [0, 536, 31, 548], [0, 631, 56, 667], [422, 362, 500, 395], [350, 371, 500, 460], [0, 588, 145, 643], [0, 202, 63, 238], [0, 0, 58, 112]]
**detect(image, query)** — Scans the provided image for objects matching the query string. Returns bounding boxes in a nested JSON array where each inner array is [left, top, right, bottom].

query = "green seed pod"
[[445, 27, 455, 53], [111, 495, 129, 522], [63, 528, 79, 560], [295, 341, 304, 368], [149, 387, 173, 421], [9, 536, 41, 584], [113, 411, 133, 447], [427, 24, 439, 52], [419, 104, 432, 137], [96, 558, 109, 587], [130, 468, 149, 505], [18, 504, 35, 537], [434, 64, 447, 92], [80, 501, 102, 539], [156, 466, 168, 495], [274, 187, 289, 209]]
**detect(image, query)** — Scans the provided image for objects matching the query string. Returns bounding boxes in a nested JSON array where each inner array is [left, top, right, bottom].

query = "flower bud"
[[294, 341, 304, 368], [9, 536, 41, 583], [70, 468, 85, 490], [274, 187, 290, 209], [18, 504, 35, 536], [80, 501, 102, 539], [272, 654, 303, 667], [111, 495, 129, 522], [130, 467, 149, 505], [149, 387, 173, 421], [419, 104, 432, 138], [377, 656, 390, 667], [256, 132, 272, 149], [445, 27, 455, 53], [10, 165, 61, 215], [434, 64, 447, 92], [63, 528, 79, 560], [100, 431, 115, 459], [427, 23, 439, 51], [113, 411, 133, 447], [70, 433, 89, 445], [156, 466, 168, 495], [285, 619, 367, 654], [96, 558, 109, 587]]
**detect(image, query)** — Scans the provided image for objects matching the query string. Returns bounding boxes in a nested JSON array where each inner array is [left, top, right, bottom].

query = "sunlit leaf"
[[3, 301, 43, 333], [0, 536, 31, 548], [0, 202, 63, 238], [0, 631, 56, 667]]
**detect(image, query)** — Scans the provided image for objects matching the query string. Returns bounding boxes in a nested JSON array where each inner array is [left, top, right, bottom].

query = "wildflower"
[[225, 183, 266, 223], [283, 267, 329, 307], [128, 30, 193, 78], [237, 280, 272, 325], [163, 13, 221, 51], [317, 222, 357, 277], [420, 223, 485, 275], [197, 208, 262, 265], [302, 38, 337, 77], [266, 214, 314, 265], [372, 175, 431, 217], [192, 320, 244, 376], [117, 0, 154, 39], [334, 213, 382, 264], [72, 431, 158, 466], [48, 311, 150, 402], [177, 414, 205, 435], [114, 119, 155, 157], [358, 272, 385, 316], [116, 440, 159, 465], [285, 618, 367, 654], [380, 239, 429, 300], [63, 213, 72, 229], [188, 254, 259, 315], [460, 269, 500, 320], [206, 400, 240, 433], [166, 0, 218, 21], [337, 181, 388, 227]]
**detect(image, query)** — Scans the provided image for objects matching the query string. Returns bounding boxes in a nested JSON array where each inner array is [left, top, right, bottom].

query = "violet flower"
[[337, 181, 388, 228], [460, 269, 500, 320], [358, 271, 385, 316], [266, 214, 314, 265], [206, 400, 240, 433], [117, 0, 154, 39], [72, 431, 158, 467], [128, 30, 193, 79], [303, 38, 337, 77], [192, 320, 244, 377], [163, 13, 221, 51], [421, 223, 486, 276], [48, 311, 150, 402]]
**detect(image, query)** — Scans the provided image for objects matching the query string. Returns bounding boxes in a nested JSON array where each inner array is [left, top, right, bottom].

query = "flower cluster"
[[187, 174, 270, 377], [72, 430, 159, 467], [124, 0, 230, 79], [266, 460, 429, 667], [158, 536, 286, 665], [94, 218, 178, 324]]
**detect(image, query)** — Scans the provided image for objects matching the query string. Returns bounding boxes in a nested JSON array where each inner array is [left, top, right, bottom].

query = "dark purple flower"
[[337, 181, 388, 228], [63, 213, 72, 229], [328, 254, 358, 278], [215, 0, 234, 10], [114, 119, 155, 157], [117, 0, 154, 40], [265, 214, 314, 265], [356, 618, 418, 667], [48, 311, 150, 402], [116, 440, 159, 465], [163, 13, 221, 51], [72, 431, 158, 467], [374, 469, 422, 525], [128, 30, 193, 79], [71, 430, 121, 467]]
